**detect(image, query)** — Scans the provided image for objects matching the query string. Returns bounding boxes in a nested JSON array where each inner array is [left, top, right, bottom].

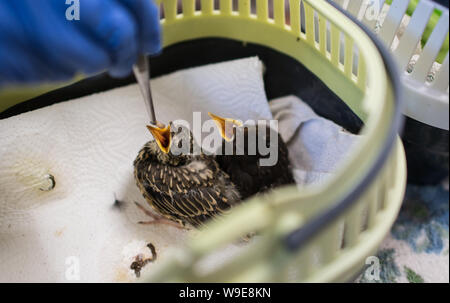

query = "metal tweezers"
[[133, 55, 157, 125]]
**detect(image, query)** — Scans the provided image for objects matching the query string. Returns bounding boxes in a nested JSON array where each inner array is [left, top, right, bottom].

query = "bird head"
[[146, 122, 172, 154], [146, 121, 196, 161], [208, 112, 243, 142]]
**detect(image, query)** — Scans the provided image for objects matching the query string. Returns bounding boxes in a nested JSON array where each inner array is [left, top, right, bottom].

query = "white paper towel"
[[0, 57, 358, 282], [0, 57, 271, 282]]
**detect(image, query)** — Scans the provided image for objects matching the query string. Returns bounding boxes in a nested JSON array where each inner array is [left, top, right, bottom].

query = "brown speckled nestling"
[[133, 114, 294, 228], [134, 122, 240, 227]]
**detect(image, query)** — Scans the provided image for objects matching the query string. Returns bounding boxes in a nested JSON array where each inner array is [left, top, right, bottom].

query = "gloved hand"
[[0, 0, 161, 85]]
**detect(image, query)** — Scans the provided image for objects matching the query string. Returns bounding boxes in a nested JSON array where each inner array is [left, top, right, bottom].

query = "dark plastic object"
[[434, 0, 449, 8], [403, 117, 449, 185]]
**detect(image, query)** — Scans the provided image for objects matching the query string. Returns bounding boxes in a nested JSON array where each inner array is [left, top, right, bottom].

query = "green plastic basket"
[[0, 0, 406, 282], [136, 0, 406, 282]]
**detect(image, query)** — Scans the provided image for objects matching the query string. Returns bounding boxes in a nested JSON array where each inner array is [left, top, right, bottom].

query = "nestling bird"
[[133, 114, 295, 228], [208, 113, 295, 200], [133, 122, 241, 228]]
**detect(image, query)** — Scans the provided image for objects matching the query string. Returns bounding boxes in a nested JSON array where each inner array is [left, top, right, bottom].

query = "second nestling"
[[133, 113, 295, 228]]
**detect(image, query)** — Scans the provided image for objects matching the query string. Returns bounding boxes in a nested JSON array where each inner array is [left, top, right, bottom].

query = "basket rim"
[[285, 0, 405, 251]]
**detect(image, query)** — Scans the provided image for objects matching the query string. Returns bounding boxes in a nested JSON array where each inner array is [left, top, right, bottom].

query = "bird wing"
[[136, 155, 240, 226], [140, 155, 216, 194]]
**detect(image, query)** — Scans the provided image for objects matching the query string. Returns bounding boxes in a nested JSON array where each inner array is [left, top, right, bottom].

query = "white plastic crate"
[[334, 0, 449, 130]]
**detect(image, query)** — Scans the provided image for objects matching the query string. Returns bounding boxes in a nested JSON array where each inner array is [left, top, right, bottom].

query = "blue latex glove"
[[0, 0, 161, 85]]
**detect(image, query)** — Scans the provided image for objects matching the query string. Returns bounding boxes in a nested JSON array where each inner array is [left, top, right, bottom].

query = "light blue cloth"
[[269, 95, 358, 185]]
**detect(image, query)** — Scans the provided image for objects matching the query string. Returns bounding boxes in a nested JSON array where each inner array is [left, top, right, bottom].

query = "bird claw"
[[138, 219, 187, 230], [135, 201, 187, 230]]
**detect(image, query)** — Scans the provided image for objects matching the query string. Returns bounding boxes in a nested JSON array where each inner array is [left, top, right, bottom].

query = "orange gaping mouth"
[[208, 112, 243, 142], [147, 123, 172, 153]]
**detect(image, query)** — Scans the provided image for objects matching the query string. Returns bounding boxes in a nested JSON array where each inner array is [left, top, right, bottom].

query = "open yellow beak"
[[146, 123, 172, 153], [208, 112, 243, 142]]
